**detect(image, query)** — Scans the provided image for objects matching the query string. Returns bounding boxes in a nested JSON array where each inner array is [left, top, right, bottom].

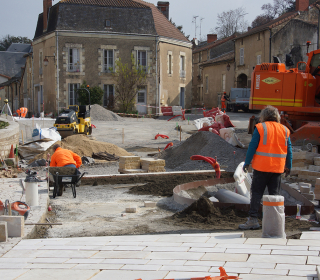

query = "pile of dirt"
[[158, 131, 247, 172], [128, 172, 233, 197], [167, 196, 318, 233], [29, 134, 132, 164], [90, 104, 123, 121]]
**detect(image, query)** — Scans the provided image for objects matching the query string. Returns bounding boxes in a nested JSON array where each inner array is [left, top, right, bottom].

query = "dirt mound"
[[29, 134, 131, 163], [90, 104, 122, 121], [158, 131, 247, 172], [170, 197, 248, 228]]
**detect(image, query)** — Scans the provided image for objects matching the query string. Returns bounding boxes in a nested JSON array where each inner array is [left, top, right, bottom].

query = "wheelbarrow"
[[49, 167, 86, 198]]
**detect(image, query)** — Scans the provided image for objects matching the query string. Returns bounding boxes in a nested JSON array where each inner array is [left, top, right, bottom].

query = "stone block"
[[314, 184, 320, 194], [119, 156, 140, 163], [302, 192, 314, 201], [315, 209, 320, 222], [299, 184, 311, 193], [309, 165, 320, 172], [0, 221, 8, 242], [144, 201, 156, 207], [118, 168, 146, 174], [0, 216, 24, 237], [119, 162, 141, 169], [316, 178, 320, 185], [314, 157, 320, 166], [298, 170, 320, 182], [126, 206, 137, 213], [140, 158, 165, 166]]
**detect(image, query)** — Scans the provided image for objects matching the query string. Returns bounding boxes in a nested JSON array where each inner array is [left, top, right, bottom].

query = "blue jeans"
[[64, 164, 76, 168]]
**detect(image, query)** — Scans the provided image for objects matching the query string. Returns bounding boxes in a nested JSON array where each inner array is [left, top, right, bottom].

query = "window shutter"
[[240, 48, 244, 65]]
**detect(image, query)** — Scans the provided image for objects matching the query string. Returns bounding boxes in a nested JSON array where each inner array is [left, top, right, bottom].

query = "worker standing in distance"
[[50, 144, 82, 169], [221, 92, 229, 111], [239, 105, 292, 230]]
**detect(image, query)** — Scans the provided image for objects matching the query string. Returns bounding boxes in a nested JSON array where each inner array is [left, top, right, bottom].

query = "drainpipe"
[[269, 28, 272, 63], [32, 52, 34, 115], [56, 31, 60, 115], [155, 36, 160, 115]]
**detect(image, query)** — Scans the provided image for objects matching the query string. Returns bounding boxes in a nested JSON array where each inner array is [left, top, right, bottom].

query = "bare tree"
[[251, 14, 274, 28], [261, 0, 295, 19], [0, 35, 32, 51], [213, 7, 249, 39]]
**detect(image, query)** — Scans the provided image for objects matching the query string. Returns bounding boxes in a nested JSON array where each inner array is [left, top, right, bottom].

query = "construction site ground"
[[15, 112, 318, 240]]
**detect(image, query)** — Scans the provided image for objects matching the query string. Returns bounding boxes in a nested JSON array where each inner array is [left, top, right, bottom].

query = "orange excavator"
[[249, 41, 320, 147]]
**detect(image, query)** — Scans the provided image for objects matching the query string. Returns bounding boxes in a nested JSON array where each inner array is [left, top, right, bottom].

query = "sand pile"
[[90, 104, 123, 121], [158, 131, 247, 172], [29, 134, 131, 163]]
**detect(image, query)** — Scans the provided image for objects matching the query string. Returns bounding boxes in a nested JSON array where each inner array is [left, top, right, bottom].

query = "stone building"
[[32, 0, 192, 116], [192, 34, 236, 109]]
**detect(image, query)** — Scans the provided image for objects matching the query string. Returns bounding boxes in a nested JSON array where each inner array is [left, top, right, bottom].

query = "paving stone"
[[188, 247, 226, 253], [90, 269, 168, 280], [114, 246, 146, 251], [2, 249, 42, 258], [288, 269, 318, 277], [226, 248, 271, 255], [147, 259, 187, 265], [157, 236, 210, 243], [37, 249, 98, 258], [271, 249, 319, 256], [245, 238, 287, 245], [251, 268, 288, 275], [101, 258, 149, 265], [239, 274, 312, 280], [92, 251, 151, 259], [14, 268, 100, 280], [247, 254, 306, 264], [184, 260, 225, 267], [301, 232, 320, 240], [160, 265, 210, 272], [224, 261, 275, 269], [143, 246, 189, 252], [276, 263, 316, 270], [288, 239, 320, 246], [0, 216, 24, 238], [0, 269, 29, 280], [144, 201, 157, 207], [215, 243, 261, 249], [27, 258, 70, 263], [147, 251, 204, 260], [308, 256, 320, 265], [201, 253, 248, 262], [121, 264, 162, 271], [72, 263, 124, 270], [0, 262, 29, 269], [24, 263, 76, 269], [164, 271, 220, 279], [218, 267, 251, 273], [261, 245, 308, 251], [65, 258, 104, 264]]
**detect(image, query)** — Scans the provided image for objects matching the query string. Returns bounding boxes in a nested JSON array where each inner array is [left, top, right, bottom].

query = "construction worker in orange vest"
[[239, 105, 292, 230], [220, 92, 229, 110], [50, 144, 82, 169]]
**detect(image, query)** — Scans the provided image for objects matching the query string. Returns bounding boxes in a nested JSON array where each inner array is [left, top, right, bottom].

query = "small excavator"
[[249, 41, 320, 147], [54, 87, 93, 138]]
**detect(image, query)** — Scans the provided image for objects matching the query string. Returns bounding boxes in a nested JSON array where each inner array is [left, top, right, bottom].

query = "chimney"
[[207, 34, 217, 44], [296, 0, 309, 11], [157, 1, 169, 19], [43, 0, 52, 31], [248, 27, 252, 31]]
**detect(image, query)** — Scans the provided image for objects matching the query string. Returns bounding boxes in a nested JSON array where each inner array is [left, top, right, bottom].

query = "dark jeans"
[[249, 169, 282, 218], [64, 164, 76, 168]]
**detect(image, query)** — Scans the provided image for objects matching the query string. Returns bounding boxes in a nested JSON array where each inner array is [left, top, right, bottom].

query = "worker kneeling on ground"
[[221, 92, 229, 110], [50, 144, 82, 169], [239, 105, 292, 230]]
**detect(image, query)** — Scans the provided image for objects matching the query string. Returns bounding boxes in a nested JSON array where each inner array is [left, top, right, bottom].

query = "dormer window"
[[105, 20, 111, 27]]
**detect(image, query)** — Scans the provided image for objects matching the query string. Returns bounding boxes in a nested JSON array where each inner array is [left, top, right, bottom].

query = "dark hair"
[[52, 144, 61, 151]]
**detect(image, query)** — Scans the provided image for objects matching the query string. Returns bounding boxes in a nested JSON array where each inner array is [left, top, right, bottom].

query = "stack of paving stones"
[[140, 158, 165, 172], [118, 156, 143, 174], [118, 156, 166, 174], [299, 182, 315, 201], [290, 152, 320, 183]]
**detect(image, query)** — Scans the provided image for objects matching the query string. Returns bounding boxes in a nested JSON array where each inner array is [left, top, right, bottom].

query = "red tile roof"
[[133, 0, 189, 42], [59, 0, 148, 8]]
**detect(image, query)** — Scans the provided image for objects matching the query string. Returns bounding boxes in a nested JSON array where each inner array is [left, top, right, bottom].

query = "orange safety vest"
[[251, 121, 289, 173], [221, 95, 226, 102]]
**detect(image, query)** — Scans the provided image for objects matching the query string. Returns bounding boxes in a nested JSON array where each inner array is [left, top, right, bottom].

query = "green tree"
[[77, 82, 104, 106], [0, 35, 32, 51], [112, 55, 147, 112]]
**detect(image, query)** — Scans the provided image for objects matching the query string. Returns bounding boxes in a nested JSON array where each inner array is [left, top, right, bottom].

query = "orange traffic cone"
[[8, 145, 14, 158]]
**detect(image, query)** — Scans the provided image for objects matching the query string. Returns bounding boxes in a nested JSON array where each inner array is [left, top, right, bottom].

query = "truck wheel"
[[233, 105, 238, 113], [89, 125, 92, 135], [84, 126, 88, 135], [226, 104, 231, 112]]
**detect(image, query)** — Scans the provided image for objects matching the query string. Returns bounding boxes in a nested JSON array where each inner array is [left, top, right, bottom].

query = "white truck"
[[226, 88, 250, 113]]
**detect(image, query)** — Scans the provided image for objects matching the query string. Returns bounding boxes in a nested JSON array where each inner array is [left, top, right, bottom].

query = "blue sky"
[[0, 0, 269, 40]]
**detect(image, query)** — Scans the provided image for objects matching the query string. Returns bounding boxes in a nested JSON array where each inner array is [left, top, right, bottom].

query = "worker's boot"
[[239, 217, 260, 230]]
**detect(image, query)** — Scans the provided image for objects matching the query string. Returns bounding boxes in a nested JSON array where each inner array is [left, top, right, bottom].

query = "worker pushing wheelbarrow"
[[49, 144, 85, 198]]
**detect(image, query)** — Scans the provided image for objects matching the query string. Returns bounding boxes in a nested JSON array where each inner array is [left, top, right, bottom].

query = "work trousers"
[[249, 169, 282, 218], [221, 101, 226, 109]]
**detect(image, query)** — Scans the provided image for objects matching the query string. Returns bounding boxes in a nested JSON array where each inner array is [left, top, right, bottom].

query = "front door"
[[136, 88, 147, 114], [180, 87, 185, 108]]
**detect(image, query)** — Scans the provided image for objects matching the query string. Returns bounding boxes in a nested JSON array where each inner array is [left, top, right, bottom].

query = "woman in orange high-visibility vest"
[[239, 105, 292, 230]]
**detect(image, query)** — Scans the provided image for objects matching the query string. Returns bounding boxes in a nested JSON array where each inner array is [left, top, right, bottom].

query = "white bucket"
[[25, 182, 39, 206], [233, 162, 251, 199]]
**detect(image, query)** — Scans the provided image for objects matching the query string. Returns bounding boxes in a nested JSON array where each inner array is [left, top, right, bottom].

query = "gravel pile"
[[90, 104, 123, 121], [158, 131, 247, 172]]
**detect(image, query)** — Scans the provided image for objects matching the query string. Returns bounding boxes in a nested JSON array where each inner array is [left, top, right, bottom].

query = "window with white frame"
[[168, 54, 172, 74], [137, 50, 147, 72], [257, 55, 261, 65], [103, 84, 114, 107], [69, 83, 80, 105], [180, 55, 185, 78], [240, 48, 244, 65], [68, 48, 80, 72], [104, 50, 114, 73]]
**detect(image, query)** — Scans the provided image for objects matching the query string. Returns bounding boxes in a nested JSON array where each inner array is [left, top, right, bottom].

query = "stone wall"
[[0, 118, 19, 158]]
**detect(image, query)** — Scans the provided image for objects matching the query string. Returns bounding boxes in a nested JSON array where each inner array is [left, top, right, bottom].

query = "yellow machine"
[[54, 88, 92, 138]]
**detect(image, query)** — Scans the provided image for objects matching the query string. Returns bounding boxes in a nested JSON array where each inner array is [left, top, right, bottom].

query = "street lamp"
[[44, 55, 55, 66], [226, 63, 230, 71]]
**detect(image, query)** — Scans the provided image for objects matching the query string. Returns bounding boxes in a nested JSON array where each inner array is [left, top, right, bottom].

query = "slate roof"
[[201, 51, 234, 67], [0, 52, 28, 78], [193, 34, 237, 54], [6, 43, 32, 53], [34, 0, 189, 42]]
